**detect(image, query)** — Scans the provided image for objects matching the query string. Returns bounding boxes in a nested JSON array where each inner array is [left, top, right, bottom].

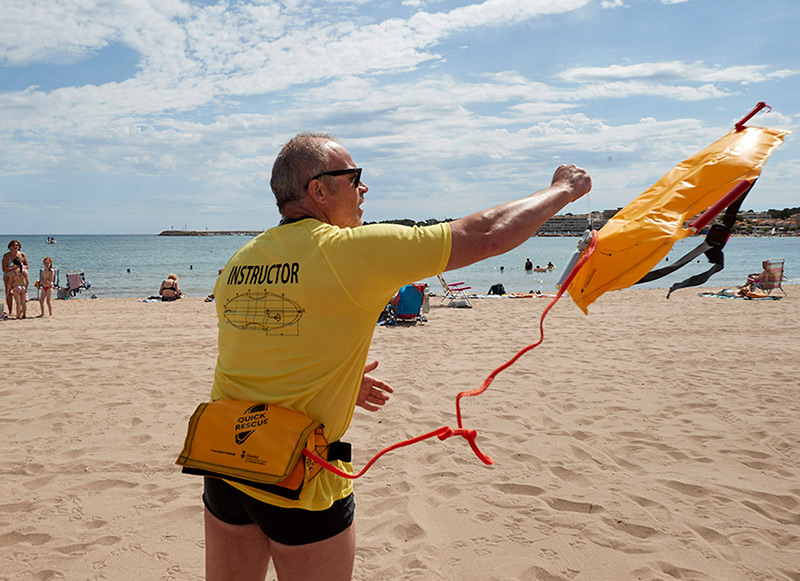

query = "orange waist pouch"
[[176, 400, 350, 500]]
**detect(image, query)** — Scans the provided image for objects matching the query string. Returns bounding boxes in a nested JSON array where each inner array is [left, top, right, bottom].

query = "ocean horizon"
[[3, 232, 797, 300]]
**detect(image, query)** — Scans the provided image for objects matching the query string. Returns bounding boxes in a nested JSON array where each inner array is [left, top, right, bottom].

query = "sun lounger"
[[436, 274, 472, 307]]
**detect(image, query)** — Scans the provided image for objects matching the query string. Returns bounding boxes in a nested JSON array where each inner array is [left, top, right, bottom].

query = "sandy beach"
[[1, 287, 799, 580]]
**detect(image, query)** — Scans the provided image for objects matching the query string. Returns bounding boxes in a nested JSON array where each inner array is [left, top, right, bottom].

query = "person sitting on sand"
[[739, 260, 770, 292], [38, 257, 56, 317], [9, 258, 28, 319], [159, 274, 182, 301]]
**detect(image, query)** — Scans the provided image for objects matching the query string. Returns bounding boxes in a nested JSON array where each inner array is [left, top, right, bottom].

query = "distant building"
[[738, 210, 772, 221], [536, 207, 798, 237], [539, 210, 617, 235], [539, 213, 591, 235], [734, 210, 799, 235]]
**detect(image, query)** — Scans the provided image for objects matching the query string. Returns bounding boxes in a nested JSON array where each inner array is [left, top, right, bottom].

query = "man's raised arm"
[[446, 164, 591, 271]]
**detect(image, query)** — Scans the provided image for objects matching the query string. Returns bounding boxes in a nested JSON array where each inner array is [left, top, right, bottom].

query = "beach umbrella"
[[567, 102, 788, 314]]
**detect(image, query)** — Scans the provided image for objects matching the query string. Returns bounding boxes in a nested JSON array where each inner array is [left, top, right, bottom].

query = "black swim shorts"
[[202, 477, 355, 546]]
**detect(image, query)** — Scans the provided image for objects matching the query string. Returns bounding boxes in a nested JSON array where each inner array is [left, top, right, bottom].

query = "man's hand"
[[551, 164, 592, 203], [356, 360, 394, 412]]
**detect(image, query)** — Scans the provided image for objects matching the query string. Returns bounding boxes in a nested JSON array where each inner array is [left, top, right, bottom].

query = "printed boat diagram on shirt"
[[223, 291, 305, 335]]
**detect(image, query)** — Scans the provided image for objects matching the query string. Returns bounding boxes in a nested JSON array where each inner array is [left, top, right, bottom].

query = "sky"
[[0, 0, 798, 234]]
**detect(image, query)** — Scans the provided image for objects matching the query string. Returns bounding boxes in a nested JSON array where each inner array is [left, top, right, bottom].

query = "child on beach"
[[9, 258, 28, 319], [38, 257, 55, 317]]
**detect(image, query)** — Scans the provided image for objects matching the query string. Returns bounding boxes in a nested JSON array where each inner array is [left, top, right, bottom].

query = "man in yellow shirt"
[[204, 132, 591, 580]]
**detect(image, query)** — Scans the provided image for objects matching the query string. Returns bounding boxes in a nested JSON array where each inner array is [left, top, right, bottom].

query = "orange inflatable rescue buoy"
[[568, 103, 788, 314]]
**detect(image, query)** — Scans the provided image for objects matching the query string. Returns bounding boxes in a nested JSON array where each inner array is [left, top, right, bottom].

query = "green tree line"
[[766, 207, 800, 220]]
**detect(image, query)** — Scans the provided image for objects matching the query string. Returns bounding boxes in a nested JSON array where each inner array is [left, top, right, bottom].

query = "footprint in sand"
[[392, 522, 425, 542], [521, 564, 571, 581], [603, 516, 660, 540], [492, 482, 546, 496], [658, 479, 710, 498], [687, 523, 740, 562], [0, 531, 53, 548], [55, 535, 121, 556], [472, 511, 496, 523], [740, 500, 800, 526], [546, 497, 602, 514], [549, 465, 592, 487]]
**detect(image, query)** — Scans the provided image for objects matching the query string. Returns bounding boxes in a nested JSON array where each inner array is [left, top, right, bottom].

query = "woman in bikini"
[[159, 273, 182, 301], [3, 240, 28, 316], [38, 256, 56, 317]]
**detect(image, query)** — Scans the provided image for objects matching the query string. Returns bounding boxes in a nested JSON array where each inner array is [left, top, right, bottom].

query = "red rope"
[[304, 230, 599, 479]]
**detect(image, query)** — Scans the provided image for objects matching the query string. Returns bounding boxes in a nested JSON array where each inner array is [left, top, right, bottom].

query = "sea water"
[[3, 233, 798, 299], [423, 235, 800, 297], [4, 234, 247, 299]]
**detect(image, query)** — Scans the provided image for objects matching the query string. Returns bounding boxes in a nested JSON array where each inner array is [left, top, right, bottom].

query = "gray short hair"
[[270, 132, 337, 211]]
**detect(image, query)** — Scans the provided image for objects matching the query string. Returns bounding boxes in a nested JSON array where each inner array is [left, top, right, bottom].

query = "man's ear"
[[307, 179, 329, 205]]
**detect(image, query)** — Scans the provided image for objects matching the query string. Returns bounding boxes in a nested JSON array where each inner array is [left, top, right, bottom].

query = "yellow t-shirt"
[[211, 219, 452, 510]]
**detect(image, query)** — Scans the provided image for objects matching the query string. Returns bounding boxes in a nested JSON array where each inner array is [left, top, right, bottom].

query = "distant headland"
[[159, 206, 800, 237], [158, 230, 263, 236]]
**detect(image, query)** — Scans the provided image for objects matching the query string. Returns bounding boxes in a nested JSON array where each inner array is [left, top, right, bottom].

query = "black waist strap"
[[328, 440, 351, 463]]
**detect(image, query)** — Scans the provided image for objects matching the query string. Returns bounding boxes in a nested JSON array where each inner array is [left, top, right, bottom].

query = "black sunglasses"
[[307, 167, 362, 188]]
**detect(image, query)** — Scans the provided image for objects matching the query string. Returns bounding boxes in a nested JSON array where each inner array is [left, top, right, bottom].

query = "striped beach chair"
[[748, 258, 787, 295], [436, 274, 472, 307]]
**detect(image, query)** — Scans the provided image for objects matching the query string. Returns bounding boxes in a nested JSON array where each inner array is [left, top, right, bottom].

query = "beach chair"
[[380, 283, 428, 325], [748, 258, 787, 295], [65, 271, 91, 297], [436, 274, 472, 307]]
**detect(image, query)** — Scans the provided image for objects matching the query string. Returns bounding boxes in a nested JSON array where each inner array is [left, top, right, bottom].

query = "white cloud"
[[0, 0, 597, 146], [2, 0, 593, 89], [0, 53, 789, 191], [601, 0, 627, 8], [0, 0, 192, 66], [560, 61, 798, 84], [1, 0, 797, 232], [578, 81, 730, 101]]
